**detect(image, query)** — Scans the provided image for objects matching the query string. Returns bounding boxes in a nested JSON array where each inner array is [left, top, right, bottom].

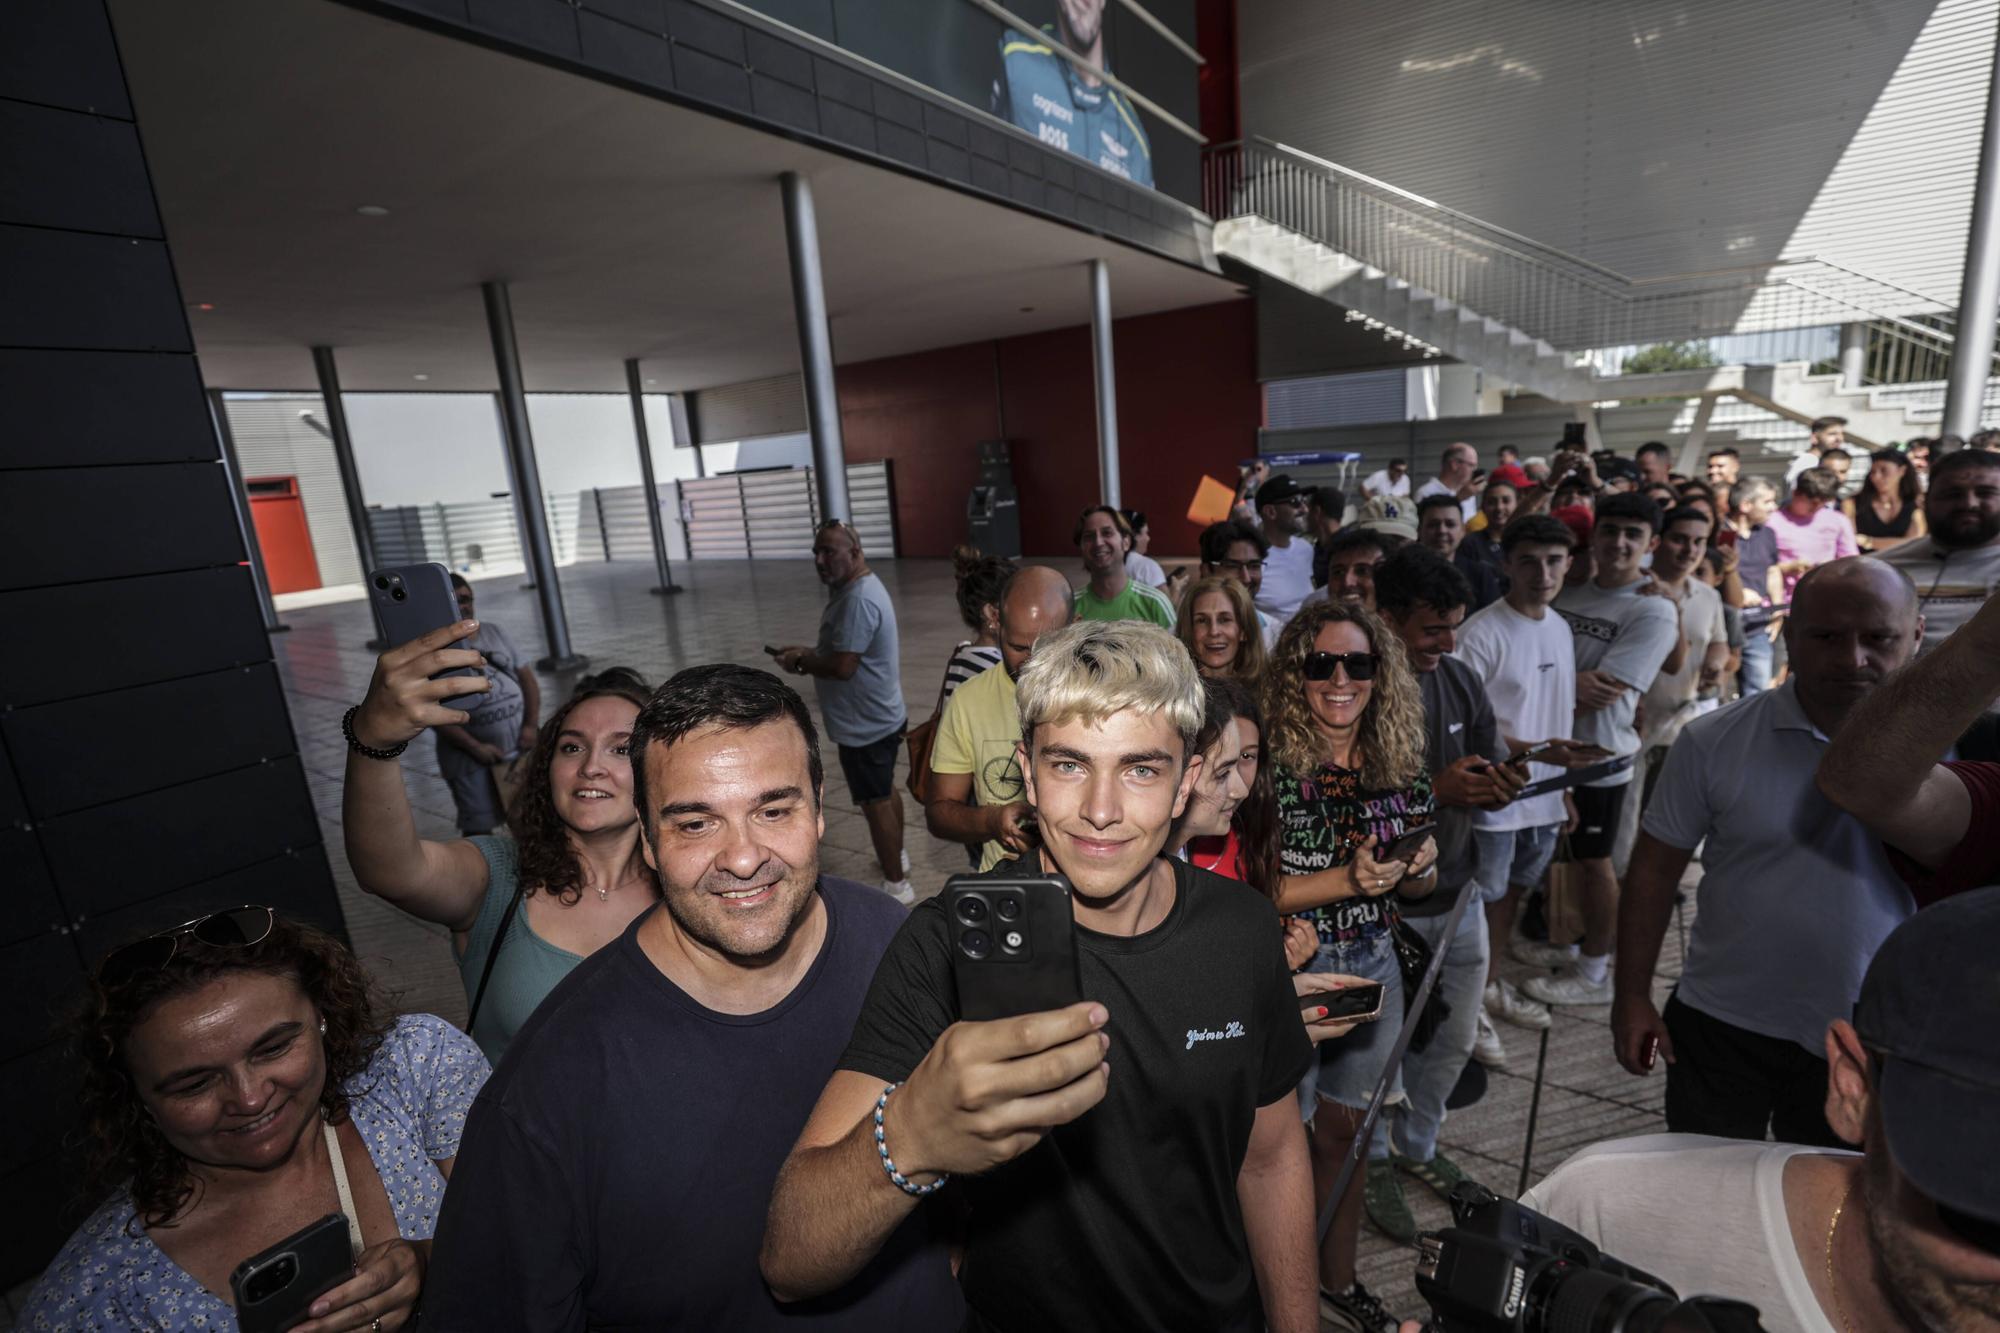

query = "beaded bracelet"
[[873, 1082, 948, 1197], [342, 705, 411, 761]]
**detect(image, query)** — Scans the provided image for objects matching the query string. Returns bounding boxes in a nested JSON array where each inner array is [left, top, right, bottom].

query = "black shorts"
[[1568, 783, 1628, 861], [837, 724, 906, 804]]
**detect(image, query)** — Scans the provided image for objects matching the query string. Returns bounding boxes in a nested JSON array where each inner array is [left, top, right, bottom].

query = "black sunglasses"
[[1303, 651, 1380, 682], [96, 905, 276, 985]]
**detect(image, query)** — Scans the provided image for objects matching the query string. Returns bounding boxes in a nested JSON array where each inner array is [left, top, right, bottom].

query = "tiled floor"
[[2, 557, 1690, 1330]]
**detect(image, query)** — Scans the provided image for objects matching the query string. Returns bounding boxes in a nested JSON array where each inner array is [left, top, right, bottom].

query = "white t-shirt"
[[1523, 1134, 1850, 1333], [1124, 551, 1167, 588], [1256, 536, 1316, 622], [1554, 577, 1681, 787], [1454, 599, 1575, 831], [1640, 579, 1727, 751], [1362, 468, 1411, 497], [1415, 476, 1477, 521]]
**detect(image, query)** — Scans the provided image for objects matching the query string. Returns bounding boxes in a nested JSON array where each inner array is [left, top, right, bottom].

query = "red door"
[[246, 475, 323, 593]]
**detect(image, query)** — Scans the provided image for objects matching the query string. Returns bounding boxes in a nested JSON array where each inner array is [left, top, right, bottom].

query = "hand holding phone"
[[231, 1214, 353, 1333], [350, 617, 492, 754], [1294, 974, 1383, 1044], [1377, 822, 1439, 865]]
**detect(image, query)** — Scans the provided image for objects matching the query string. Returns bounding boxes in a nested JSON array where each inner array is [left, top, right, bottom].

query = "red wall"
[[837, 299, 1259, 559]]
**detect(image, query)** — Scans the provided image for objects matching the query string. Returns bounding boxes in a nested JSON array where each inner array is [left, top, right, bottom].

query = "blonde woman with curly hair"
[[1176, 575, 1267, 681], [1260, 598, 1439, 1329]]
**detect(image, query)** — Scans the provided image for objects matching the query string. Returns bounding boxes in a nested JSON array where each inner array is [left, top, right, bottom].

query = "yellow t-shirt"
[[928, 663, 1023, 871]]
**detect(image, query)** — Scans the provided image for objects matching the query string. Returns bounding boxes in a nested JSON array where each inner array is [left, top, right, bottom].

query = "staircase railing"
[[1204, 138, 1956, 354]]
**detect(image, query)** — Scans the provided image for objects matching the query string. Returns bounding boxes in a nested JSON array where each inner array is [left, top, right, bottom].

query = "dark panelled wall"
[[838, 300, 1260, 559], [0, 0, 344, 1286]]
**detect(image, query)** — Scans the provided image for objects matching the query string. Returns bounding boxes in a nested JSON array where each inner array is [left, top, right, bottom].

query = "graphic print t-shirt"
[[1273, 759, 1435, 944]]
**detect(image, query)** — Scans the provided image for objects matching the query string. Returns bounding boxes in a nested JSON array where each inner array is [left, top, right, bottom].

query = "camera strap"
[[1316, 875, 1480, 1246]]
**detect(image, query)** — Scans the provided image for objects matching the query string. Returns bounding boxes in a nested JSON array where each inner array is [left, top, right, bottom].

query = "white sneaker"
[[1510, 937, 1581, 970], [882, 878, 917, 906], [1471, 1009, 1508, 1067], [1485, 979, 1552, 1030], [1522, 966, 1615, 1007]]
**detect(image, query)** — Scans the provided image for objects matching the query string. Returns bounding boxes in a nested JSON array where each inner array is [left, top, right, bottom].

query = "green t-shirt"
[[928, 663, 1023, 871], [1072, 578, 1176, 628], [457, 835, 586, 1064]]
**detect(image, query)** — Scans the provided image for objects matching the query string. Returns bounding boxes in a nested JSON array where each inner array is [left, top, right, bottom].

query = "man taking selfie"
[[763, 620, 1319, 1331]]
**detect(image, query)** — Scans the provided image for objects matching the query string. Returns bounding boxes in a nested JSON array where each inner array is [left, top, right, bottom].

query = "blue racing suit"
[[992, 26, 1153, 189]]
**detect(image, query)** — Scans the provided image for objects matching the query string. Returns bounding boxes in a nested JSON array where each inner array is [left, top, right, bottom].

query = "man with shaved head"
[[924, 564, 1074, 870], [1611, 557, 1924, 1147]]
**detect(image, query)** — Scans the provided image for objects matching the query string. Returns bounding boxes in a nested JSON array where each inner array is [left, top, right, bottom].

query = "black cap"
[[1855, 887, 2000, 1225], [1255, 473, 1308, 508]]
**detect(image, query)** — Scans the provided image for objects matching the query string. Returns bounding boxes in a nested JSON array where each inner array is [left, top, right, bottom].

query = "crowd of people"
[[20, 429, 2000, 1333]]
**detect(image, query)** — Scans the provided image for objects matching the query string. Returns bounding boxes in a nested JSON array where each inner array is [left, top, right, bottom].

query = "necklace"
[[595, 882, 609, 903], [1825, 1178, 1856, 1333]]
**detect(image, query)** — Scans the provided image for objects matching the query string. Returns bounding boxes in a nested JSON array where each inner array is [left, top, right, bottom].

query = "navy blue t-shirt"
[[424, 880, 963, 1332]]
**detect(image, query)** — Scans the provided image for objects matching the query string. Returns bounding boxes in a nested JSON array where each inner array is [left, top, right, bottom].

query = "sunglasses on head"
[[1303, 651, 1380, 682], [96, 905, 276, 986]]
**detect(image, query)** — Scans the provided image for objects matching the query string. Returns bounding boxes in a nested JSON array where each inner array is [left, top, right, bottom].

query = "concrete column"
[[482, 280, 586, 671], [624, 359, 680, 595], [1089, 258, 1121, 507], [780, 172, 852, 524], [207, 390, 287, 633], [310, 346, 382, 584], [1839, 323, 1870, 391], [1945, 12, 2000, 442]]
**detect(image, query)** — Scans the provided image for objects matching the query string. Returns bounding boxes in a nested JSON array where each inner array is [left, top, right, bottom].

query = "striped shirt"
[[940, 642, 1002, 705]]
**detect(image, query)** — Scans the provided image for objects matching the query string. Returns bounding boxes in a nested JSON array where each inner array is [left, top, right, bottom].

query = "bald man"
[[1611, 557, 1924, 1147], [924, 565, 1074, 869]]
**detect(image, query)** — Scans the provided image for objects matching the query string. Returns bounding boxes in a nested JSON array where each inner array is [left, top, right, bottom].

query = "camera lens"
[[247, 1255, 297, 1302], [995, 897, 1021, 922], [960, 928, 991, 959], [391, 587, 407, 601], [373, 576, 390, 590], [956, 895, 989, 925]]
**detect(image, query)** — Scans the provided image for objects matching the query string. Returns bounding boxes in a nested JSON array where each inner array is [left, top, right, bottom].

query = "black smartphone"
[[231, 1213, 353, 1333], [367, 563, 479, 707], [1378, 822, 1439, 864], [1505, 741, 1562, 766], [763, 645, 782, 656], [945, 875, 1083, 1022], [1301, 981, 1386, 1021]]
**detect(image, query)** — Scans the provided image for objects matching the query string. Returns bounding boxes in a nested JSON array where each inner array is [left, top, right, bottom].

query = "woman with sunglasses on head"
[[1175, 574, 1267, 682], [1261, 600, 1438, 1333], [23, 909, 488, 1332], [341, 628, 658, 1061]]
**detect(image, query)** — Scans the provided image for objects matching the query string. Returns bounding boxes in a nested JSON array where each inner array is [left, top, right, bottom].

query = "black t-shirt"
[[838, 857, 1313, 1332], [424, 882, 964, 1332]]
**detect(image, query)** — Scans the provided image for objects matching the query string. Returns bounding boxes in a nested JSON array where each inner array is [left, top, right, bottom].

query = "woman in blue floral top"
[[1261, 599, 1438, 1330], [23, 908, 489, 1332]]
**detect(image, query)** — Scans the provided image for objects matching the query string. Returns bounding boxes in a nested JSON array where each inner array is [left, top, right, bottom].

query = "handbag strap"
[[467, 883, 525, 1039]]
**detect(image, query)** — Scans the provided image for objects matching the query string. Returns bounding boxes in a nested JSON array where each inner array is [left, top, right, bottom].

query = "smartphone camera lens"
[[960, 928, 991, 959], [246, 1255, 297, 1303], [955, 895, 989, 925], [391, 587, 407, 601], [994, 896, 1021, 922], [373, 576, 390, 590]]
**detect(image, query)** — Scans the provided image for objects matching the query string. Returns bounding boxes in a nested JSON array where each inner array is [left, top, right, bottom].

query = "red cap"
[[1489, 462, 1533, 490], [1553, 504, 1595, 546]]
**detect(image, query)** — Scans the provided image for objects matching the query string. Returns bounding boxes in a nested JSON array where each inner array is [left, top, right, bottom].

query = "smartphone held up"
[[945, 875, 1084, 1022]]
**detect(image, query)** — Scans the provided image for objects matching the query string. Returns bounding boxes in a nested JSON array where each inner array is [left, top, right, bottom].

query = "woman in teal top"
[[342, 634, 660, 1061]]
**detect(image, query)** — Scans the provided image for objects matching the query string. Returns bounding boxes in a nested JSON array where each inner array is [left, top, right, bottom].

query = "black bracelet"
[[342, 705, 411, 760]]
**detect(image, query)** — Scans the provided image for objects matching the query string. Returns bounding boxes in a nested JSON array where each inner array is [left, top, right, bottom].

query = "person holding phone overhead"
[[341, 622, 659, 1061], [431, 574, 540, 836], [1260, 599, 1439, 1333], [764, 621, 1321, 1332], [22, 909, 489, 1332]]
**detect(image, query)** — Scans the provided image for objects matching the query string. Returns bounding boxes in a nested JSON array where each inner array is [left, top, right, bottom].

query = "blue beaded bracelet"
[[873, 1082, 948, 1197]]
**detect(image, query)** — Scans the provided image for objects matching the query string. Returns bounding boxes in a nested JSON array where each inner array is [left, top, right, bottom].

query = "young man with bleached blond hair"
[[763, 620, 1327, 1332]]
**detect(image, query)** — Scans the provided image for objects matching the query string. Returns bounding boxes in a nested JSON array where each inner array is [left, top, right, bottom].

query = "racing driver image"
[[992, 0, 1153, 188]]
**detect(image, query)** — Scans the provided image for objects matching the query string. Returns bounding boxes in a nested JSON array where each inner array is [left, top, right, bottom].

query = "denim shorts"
[[1296, 932, 1405, 1117], [1470, 823, 1562, 905]]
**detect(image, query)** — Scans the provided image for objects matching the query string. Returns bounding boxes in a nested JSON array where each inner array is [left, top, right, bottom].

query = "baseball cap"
[[1255, 473, 1309, 508], [1351, 495, 1419, 542], [1552, 504, 1595, 547], [1488, 462, 1534, 490], [1855, 887, 2000, 1226]]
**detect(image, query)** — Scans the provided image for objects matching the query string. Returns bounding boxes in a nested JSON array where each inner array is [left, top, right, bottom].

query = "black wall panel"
[[0, 828, 64, 948], [0, 933, 88, 1064], [77, 847, 346, 962], [0, 2, 131, 117], [0, 99, 160, 236], [0, 463, 245, 591], [0, 225, 190, 352], [0, 1043, 80, 1179], [0, 349, 215, 468], [0, 567, 270, 706]]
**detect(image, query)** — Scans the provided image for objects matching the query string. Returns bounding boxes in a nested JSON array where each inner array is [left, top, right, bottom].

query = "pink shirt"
[[1769, 504, 1859, 598]]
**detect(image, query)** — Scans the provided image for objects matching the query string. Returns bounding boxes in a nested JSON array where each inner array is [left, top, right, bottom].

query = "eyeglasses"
[[1215, 559, 1266, 572], [96, 905, 275, 985], [1303, 651, 1380, 682]]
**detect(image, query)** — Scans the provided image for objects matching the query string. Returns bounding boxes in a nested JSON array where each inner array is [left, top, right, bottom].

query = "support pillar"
[[482, 281, 586, 671], [780, 172, 851, 525], [625, 359, 681, 595], [1945, 13, 2000, 442], [1089, 258, 1121, 507], [310, 345, 386, 646], [208, 390, 287, 633], [1839, 323, 1869, 392]]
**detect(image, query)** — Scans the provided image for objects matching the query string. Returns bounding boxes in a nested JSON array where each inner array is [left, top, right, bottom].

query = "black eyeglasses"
[[1303, 651, 1380, 682], [1216, 559, 1266, 573], [96, 905, 275, 985]]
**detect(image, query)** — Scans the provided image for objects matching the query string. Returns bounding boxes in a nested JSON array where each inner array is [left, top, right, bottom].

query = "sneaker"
[[881, 878, 917, 906], [1394, 1149, 1472, 1201], [1320, 1281, 1400, 1333], [1485, 979, 1552, 1030], [1522, 965, 1615, 1007], [900, 848, 912, 876], [1510, 936, 1580, 970], [1471, 1009, 1508, 1067], [1363, 1159, 1417, 1242]]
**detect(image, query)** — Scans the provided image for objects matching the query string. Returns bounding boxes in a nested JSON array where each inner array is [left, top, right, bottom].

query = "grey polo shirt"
[[813, 571, 904, 748], [1641, 682, 1917, 1053]]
